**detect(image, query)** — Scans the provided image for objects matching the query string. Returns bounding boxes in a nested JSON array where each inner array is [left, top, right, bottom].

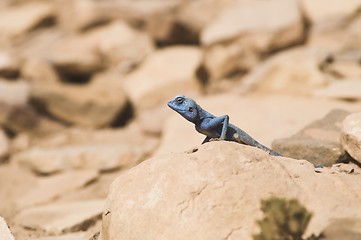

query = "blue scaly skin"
[[167, 95, 281, 156]]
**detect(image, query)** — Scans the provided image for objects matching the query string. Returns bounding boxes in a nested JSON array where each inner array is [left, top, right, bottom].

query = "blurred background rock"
[[0, 0, 361, 239]]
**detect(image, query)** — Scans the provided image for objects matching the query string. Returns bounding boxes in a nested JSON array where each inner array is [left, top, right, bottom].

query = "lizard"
[[167, 94, 281, 156]]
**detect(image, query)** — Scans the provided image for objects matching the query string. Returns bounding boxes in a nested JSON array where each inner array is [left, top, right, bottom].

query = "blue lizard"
[[167, 94, 281, 156]]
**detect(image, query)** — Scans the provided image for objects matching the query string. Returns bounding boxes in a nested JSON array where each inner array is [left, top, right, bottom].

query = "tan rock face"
[[0, 128, 9, 161], [31, 81, 128, 128], [200, 0, 304, 83], [272, 109, 350, 166], [102, 142, 361, 240], [0, 2, 54, 45], [123, 46, 202, 110], [0, 51, 20, 78], [314, 79, 361, 101], [238, 47, 329, 95], [13, 200, 104, 234], [0, 217, 15, 240], [341, 112, 361, 163]]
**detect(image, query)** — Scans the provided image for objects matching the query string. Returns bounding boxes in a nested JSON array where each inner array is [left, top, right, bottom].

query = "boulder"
[[0, 217, 14, 240], [0, 2, 55, 45], [272, 109, 351, 166], [13, 200, 104, 234], [102, 142, 361, 240], [238, 47, 330, 95], [341, 112, 361, 163], [123, 46, 202, 110], [200, 0, 304, 82], [30, 80, 129, 128], [48, 21, 154, 77]]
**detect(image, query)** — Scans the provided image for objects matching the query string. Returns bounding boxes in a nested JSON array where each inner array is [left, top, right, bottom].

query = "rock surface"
[[341, 112, 361, 163], [16, 170, 98, 209], [102, 142, 361, 240], [0, 217, 15, 240], [0, 128, 9, 161], [272, 109, 351, 166], [314, 79, 361, 101], [322, 218, 361, 240], [14, 200, 104, 234], [123, 46, 202, 110]]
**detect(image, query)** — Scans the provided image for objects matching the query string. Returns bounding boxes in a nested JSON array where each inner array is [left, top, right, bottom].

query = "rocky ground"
[[0, 0, 361, 240]]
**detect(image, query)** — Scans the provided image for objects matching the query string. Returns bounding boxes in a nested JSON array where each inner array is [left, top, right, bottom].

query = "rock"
[[123, 46, 202, 110], [14, 200, 104, 234], [272, 109, 351, 166], [156, 94, 361, 155], [320, 49, 361, 79], [30, 80, 129, 128], [322, 218, 361, 240], [102, 142, 361, 240], [0, 164, 37, 218], [0, 2, 55, 45], [0, 128, 9, 161], [37, 232, 88, 240], [0, 217, 14, 240], [48, 21, 154, 77], [14, 144, 145, 174], [314, 79, 361, 100], [21, 58, 60, 85], [0, 79, 29, 106], [341, 112, 361, 163], [201, 0, 304, 46], [238, 47, 330, 95], [16, 170, 98, 209], [0, 50, 20, 78], [301, 0, 361, 31], [200, 0, 304, 83]]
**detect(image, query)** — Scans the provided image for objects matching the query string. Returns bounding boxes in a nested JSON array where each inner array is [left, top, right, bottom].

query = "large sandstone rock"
[[272, 109, 350, 166], [200, 0, 304, 83], [123, 46, 202, 110], [0, 217, 14, 240], [14, 200, 104, 234], [0, 2, 55, 45], [238, 47, 330, 95], [102, 142, 361, 240], [156, 94, 361, 155], [30, 80, 128, 128], [341, 112, 361, 163], [48, 21, 154, 76]]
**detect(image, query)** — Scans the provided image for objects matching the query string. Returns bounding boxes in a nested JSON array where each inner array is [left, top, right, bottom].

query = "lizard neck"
[[196, 105, 212, 124]]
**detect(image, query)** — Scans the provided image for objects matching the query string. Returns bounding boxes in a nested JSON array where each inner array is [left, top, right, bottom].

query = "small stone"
[[341, 112, 361, 163], [16, 170, 98, 209], [13, 200, 104, 234], [0, 217, 14, 240], [272, 109, 351, 166]]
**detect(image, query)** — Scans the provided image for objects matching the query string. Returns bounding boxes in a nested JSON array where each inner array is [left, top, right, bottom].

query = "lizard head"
[[167, 94, 199, 122]]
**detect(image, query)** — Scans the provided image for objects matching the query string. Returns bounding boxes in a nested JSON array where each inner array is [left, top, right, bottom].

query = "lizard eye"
[[188, 107, 193, 112], [176, 97, 184, 104]]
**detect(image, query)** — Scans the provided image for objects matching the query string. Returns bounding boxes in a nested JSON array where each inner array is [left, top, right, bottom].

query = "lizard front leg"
[[204, 115, 229, 140]]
